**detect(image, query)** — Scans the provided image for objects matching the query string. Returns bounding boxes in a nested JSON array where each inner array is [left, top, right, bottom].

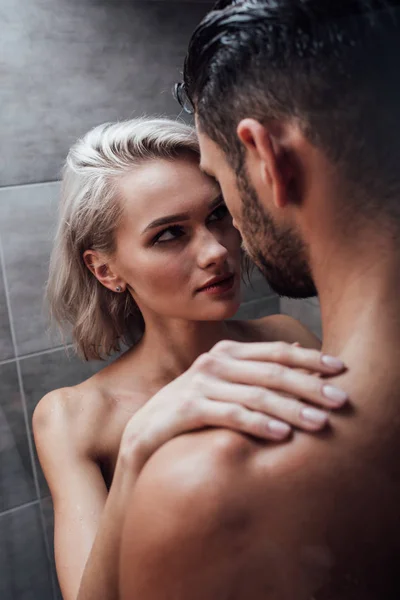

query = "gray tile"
[[241, 266, 275, 303], [0, 262, 14, 362], [0, 0, 212, 186], [280, 297, 322, 339], [41, 496, 62, 600], [0, 362, 36, 512], [20, 348, 107, 497], [307, 296, 321, 308], [0, 183, 64, 356], [234, 295, 280, 320], [0, 502, 53, 600]]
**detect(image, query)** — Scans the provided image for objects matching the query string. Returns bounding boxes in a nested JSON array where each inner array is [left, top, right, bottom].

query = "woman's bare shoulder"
[[34, 350, 127, 429], [235, 313, 321, 349], [33, 351, 149, 458], [32, 382, 105, 450]]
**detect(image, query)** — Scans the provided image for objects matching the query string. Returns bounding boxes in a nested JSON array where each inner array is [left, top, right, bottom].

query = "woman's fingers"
[[196, 399, 292, 441], [210, 340, 345, 375], [201, 378, 329, 431], [194, 353, 348, 410]]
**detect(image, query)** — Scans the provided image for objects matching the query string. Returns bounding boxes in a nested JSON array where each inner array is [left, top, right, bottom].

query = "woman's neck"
[[134, 316, 234, 387], [95, 311, 242, 401]]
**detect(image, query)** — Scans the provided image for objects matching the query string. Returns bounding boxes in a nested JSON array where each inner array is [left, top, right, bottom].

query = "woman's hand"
[[120, 340, 347, 469]]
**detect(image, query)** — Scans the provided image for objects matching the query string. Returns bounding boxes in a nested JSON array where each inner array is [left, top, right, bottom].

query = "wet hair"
[[179, 0, 400, 222], [47, 118, 199, 361]]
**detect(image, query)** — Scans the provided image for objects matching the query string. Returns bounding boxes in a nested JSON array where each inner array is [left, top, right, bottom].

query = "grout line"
[[0, 343, 74, 367], [0, 356, 19, 366], [0, 499, 40, 519], [0, 180, 60, 192], [0, 236, 54, 576], [17, 343, 74, 362], [0, 236, 40, 495]]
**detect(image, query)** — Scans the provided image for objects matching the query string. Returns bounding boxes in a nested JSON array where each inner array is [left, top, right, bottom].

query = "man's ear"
[[237, 118, 294, 209], [83, 250, 125, 293]]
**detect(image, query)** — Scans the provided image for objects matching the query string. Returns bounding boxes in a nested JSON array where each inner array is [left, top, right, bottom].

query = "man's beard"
[[238, 170, 318, 299]]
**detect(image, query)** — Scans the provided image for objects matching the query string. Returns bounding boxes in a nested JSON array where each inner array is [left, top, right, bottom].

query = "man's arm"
[[118, 427, 335, 600]]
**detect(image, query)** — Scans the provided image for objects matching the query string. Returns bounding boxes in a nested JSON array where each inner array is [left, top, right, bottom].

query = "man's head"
[[178, 0, 400, 298]]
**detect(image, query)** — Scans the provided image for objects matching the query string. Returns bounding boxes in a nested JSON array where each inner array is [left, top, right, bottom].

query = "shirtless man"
[[119, 1, 400, 598]]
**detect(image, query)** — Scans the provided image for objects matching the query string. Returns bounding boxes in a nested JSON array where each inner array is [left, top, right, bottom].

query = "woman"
[[33, 118, 347, 600]]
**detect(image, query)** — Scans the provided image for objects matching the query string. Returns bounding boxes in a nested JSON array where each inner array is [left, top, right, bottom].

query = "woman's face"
[[111, 155, 242, 322]]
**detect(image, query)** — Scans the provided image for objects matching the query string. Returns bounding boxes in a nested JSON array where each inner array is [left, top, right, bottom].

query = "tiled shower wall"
[[280, 297, 322, 340], [0, 1, 278, 598]]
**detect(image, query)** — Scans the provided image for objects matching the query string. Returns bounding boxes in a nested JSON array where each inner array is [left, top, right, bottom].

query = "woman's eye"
[[208, 204, 229, 222], [153, 226, 184, 244]]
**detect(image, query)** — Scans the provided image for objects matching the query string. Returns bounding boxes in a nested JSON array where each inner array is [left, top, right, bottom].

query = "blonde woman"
[[33, 118, 347, 600]]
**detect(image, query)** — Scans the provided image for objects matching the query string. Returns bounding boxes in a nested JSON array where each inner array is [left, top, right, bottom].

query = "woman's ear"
[[83, 250, 125, 293]]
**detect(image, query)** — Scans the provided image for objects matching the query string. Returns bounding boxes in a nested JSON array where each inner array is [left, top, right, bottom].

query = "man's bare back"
[[119, 334, 400, 600]]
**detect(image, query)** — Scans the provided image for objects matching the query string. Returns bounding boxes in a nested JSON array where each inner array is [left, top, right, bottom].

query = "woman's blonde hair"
[[47, 118, 200, 361]]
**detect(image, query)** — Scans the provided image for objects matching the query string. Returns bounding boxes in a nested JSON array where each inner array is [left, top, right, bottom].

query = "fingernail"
[[268, 420, 291, 437], [321, 355, 345, 369], [322, 385, 348, 406], [301, 407, 328, 426]]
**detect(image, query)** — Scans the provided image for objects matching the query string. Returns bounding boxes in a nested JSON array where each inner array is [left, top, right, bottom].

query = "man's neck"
[[311, 228, 400, 358]]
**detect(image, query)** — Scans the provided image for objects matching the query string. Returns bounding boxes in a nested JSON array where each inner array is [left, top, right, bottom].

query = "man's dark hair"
[[179, 0, 400, 220]]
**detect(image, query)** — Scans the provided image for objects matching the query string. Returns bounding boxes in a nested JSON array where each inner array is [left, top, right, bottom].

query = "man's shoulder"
[[134, 427, 335, 531], [138, 428, 257, 497], [121, 405, 400, 598], [123, 427, 344, 597]]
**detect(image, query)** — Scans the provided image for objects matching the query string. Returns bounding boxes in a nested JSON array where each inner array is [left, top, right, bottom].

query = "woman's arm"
[[75, 455, 140, 600], [33, 390, 138, 600]]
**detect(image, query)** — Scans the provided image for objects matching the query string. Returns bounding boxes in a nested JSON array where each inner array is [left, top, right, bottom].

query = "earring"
[[115, 286, 122, 293]]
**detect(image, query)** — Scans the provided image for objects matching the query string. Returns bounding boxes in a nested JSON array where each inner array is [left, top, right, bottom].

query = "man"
[[119, 1, 400, 598]]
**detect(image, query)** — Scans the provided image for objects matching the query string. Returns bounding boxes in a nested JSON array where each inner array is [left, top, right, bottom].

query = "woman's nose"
[[196, 231, 229, 270]]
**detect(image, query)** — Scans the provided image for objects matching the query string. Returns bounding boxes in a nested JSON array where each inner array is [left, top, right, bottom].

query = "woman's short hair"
[[47, 118, 200, 360]]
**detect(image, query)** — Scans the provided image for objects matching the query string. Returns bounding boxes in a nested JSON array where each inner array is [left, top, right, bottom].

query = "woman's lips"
[[197, 274, 235, 295]]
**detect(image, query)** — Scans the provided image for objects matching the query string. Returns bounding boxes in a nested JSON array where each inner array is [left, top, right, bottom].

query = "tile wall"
[[0, 1, 279, 597]]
